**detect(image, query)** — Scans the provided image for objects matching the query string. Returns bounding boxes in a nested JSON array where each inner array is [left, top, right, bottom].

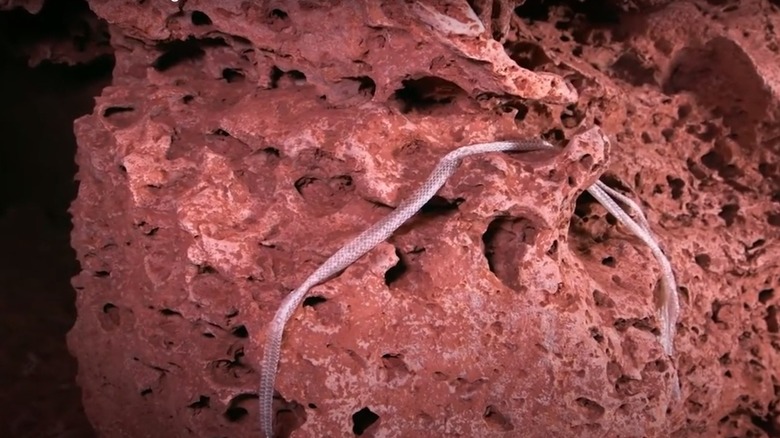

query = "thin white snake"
[[258, 135, 681, 436], [259, 137, 554, 437]]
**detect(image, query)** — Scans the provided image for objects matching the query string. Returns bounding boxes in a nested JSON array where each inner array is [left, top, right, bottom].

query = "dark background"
[[0, 0, 109, 435]]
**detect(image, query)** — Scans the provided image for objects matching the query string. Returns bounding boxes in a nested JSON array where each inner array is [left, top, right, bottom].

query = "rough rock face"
[[64, 1, 779, 437]]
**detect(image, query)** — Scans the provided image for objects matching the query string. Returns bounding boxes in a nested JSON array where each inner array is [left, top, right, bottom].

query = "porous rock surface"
[[64, 0, 780, 437]]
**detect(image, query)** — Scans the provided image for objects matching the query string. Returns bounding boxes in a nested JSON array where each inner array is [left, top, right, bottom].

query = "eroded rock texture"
[[64, 0, 779, 437]]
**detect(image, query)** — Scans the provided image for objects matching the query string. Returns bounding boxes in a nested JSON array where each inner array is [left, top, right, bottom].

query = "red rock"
[[60, 1, 780, 437]]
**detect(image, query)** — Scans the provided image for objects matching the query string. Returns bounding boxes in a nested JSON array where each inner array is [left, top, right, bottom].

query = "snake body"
[[259, 133, 682, 436], [258, 138, 553, 437]]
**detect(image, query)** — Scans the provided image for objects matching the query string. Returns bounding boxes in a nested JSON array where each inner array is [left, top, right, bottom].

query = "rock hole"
[[505, 41, 551, 70], [94, 270, 110, 277], [482, 216, 538, 292], [768, 212, 780, 227], [211, 128, 231, 137], [766, 305, 778, 333], [701, 149, 725, 170], [102, 106, 134, 117], [196, 264, 217, 275], [542, 127, 565, 143], [190, 10, 212, 26], [601, 256, 615, 267], [224, 394, 256, 422], [352, 407, 380, 435], [270, 8, 289, 20], [350, 76, 376, 97], [750, 413, 779, 436], [420, 195, 463, 215], [294, 174, 355, 215], [679, 286, 690, 303], [287, 70, 306, 81], [614, 317, 659, 335], [308, 403, 317, 409], [575, 397, 606, 419], [758, 288, 774, 304], [513, 2, 551, 20], [677, 103, 692, 119], [302, 296, 327, 307], [392, 76, 466, 114], [140, 388, 152, 397], [152, 38, 226, 72], [515, 104, 529, 121], [466, 0, 482, 15], [266, 8, 291, 31], [99, 303, 121, 329], [758, 162, 776, 177], [263, 146, 281, 157], [294, 177, 313, 192], [561, 104, 585, 128], [667, 176, 685, 199], [573, 190, 597, 219], [710, 300, 724, 323], [231, 325, 249, 338], [600, 174, 633, 192], [694, 253, 711, 269], [269, 66, 283, 84], [381, 353, 409, 381], [502, 100, 529, 121], [687, 158, 708, 180], [590, 290, 614, 308], [270, 67, 307, 88], [687, 122, 720, 142], [589, 327, 604, 343], [579, 154, 594, 170], [615, 375, 640, 396], [384, 247, 408, 286], [483, 405, 514, 431], [547, 239, 558, 257], [272, 393, 307, 438], [718, 203, 740, 226], [207, 356, 252, 386], [187, 395, 210, 409], [222, 68, 245, 83], [159, 308, 182, 317]]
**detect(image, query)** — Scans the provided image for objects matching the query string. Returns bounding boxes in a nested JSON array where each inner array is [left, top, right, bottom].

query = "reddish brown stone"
[[59, 1, 780, 437]]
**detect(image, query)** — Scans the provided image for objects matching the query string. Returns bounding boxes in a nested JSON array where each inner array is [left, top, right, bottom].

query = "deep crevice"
[[190, 10, 212, 26], [224, 393, 256, 422], [482, 216, 538, 292], [352, 407, 380, 435], [302, 296, 327, 307], [187, 395, 210, 409], [420, 195, 464, 215], [152, 37, 227, 72], [392, 76, 466, 114], [384, 246, 408, 286]]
